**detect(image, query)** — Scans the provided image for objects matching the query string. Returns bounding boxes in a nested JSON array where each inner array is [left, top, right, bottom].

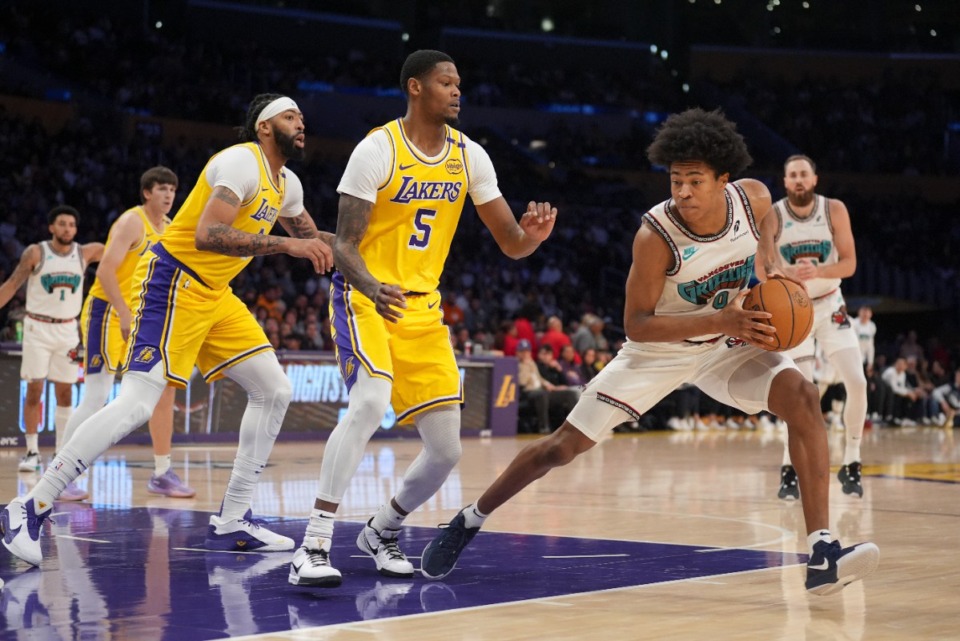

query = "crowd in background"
[[1, 3, 959, 434]]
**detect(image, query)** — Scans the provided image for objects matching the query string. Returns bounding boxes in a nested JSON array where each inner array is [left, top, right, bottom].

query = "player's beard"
[[787, 189, 814, 208], [53, 232, 74, 247], [276, 129, 306, 161], [445, 115, 460, 127]]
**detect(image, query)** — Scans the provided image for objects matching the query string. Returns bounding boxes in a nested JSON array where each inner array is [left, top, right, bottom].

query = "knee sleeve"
[[395, 405, 462, 511], [316, 369, 393, 504], [224, 352, 292, 459]]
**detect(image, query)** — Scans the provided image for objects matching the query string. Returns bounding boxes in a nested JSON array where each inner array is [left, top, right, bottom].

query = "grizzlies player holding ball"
[[289, 49, 557, 587], [421, 109, 878, 596]]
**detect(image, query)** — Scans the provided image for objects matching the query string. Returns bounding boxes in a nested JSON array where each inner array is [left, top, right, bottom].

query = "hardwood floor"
[[0, 424, 956, 640]]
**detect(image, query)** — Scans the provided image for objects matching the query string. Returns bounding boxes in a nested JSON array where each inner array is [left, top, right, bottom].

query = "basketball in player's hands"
[[743, 278, 814, 352]]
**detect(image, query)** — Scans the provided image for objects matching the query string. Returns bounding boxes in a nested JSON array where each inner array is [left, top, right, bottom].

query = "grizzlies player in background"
[[420, 109, 878, 596], [288, 49, 557, 587], [1, 94, 334, 567], [757, 155, 867, 500], [66, 166, 195, 500], [0, 206, 102, 476]]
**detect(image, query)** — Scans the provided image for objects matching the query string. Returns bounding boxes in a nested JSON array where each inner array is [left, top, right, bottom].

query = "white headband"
[[255, 97, 300, 127]]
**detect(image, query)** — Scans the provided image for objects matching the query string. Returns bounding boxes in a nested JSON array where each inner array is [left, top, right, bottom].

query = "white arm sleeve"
[[279, 170, 305, 217], [464, 137, 502, 206], [205, 146, 262, 202], [337, 130, 392, 204], [204, 146, 304, 217]]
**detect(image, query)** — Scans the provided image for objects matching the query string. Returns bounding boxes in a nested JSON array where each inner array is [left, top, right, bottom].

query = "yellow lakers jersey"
[[88, 206, 168, 302], [161, 142, 286, 290], [362, 119, 470, 293]]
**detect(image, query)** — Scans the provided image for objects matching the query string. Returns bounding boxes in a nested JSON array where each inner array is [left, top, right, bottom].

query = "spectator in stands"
[[572, 312, 608, 354], [881, 357, 920, 425], [516, 339, 551, 434], [540, 315, 574, 360]]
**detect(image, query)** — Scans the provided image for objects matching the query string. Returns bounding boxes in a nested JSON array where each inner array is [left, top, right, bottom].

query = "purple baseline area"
[[0, 506, 805, 640]]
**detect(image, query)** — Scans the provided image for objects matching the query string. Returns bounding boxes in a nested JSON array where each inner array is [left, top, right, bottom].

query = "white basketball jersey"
[[642, 182, 760, 343], [26, 241, 85, 319], [772, 194, 841, 299]]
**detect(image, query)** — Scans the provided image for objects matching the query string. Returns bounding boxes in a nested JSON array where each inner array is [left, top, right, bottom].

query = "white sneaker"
[[356, 518, 415, 578], [0, 497, 52, 566], [204, 510, 294, 552], [288, 536, 342, 587], [355, 580, 414, 619], [17, 452, 40, 473]]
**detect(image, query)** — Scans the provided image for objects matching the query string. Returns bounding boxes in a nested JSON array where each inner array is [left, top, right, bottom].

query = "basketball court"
[[1, 424, 957, 640]]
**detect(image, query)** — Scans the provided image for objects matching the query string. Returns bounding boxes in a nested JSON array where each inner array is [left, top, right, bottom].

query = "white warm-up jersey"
[[25, 241, 85, 319], [771, 194, 841, 299], [642, 182, 760, 344]]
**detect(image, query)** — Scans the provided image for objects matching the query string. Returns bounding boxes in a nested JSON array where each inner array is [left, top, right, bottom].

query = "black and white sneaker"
[[778, 464, 800, 500], [356, 518, 414, 578], [805, 540, 879, 595], [288, 536, 342, 588], [837, 462, 864, 497]]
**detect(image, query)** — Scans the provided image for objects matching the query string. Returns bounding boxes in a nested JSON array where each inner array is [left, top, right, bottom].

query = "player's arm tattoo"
[[196, 187, 287, 256], [278, 212, 336, 246], [333, 195, 379, 299]]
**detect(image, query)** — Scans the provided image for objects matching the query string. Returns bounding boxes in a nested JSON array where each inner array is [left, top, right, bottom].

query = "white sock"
[[26, 433, 39, 454], [371, 502, 405, 533], [781, 444, 792, 467], [54, 406, 72, 452], [843, 438, 862, 465], [807, 529, 832, 552], [220, 454, 266, 520], [154, 454, 172, 476], [462, 503, 488, 529], [304, 508, 336, 543]]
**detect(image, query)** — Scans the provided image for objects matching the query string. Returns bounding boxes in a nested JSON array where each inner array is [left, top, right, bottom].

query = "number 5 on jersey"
[[409, 208, 437, 249]]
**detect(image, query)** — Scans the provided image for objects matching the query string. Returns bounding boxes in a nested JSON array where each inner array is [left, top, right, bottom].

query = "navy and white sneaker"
[[0, 497, 52, 566], [805, 540, 880, 595], [778, 464, 800, 500], [837, 462, 864, 497], [204, 509, 293, 552], [420, 508, 480, 580]]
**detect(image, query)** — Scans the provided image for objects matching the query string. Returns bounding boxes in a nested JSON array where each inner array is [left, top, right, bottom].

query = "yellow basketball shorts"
[[329, 272, 462, 424], [123, 244, 273, 388]]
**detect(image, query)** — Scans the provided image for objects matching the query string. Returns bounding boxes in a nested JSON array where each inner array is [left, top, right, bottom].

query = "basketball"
[[742, 278, 814, 352]]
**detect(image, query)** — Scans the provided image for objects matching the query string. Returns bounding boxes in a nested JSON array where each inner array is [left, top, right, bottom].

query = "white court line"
[[543, 554, 629, 559], [173, 547, 276, 555], [54, 534, 111, 544]]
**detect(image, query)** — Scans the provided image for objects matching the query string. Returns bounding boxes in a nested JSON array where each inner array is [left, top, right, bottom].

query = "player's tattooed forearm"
[[336, 196, 371, 249], [284, 213, 316, 239], [202, 223, 284, 256], [212, 186, 241, 207], [333, 196, 377, 296]]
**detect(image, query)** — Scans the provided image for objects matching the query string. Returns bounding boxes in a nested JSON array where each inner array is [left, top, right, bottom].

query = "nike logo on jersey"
[[399, 163, 417, 171], [682, 246, 698, 259], [428, 300, 438, 309]]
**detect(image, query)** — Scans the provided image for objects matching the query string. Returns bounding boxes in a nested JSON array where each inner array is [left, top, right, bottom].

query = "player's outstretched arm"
[[81, 242, 104, 264], [475, 197, 557, 259], [0, 244, 40, 309]]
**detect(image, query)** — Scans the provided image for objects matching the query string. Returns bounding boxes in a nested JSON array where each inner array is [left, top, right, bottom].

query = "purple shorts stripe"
[[329, 272, 391, 390], [124, 254, 183, 383], [84, 297, 111, 374], [202, 344, 274, 381], [396, 391, 464, 423]]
